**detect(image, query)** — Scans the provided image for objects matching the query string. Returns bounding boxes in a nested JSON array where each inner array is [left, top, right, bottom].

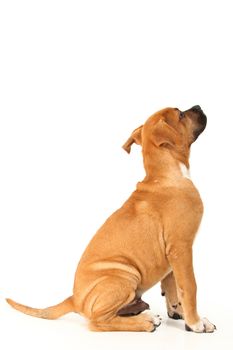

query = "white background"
[[0, 1, 233, 349]]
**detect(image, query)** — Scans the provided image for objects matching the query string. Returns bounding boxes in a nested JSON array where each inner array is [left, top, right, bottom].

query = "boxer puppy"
[[7, 106, 216, 333]]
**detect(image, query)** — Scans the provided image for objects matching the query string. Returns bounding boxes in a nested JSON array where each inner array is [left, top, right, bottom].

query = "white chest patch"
[[179, 163, 191, 179]]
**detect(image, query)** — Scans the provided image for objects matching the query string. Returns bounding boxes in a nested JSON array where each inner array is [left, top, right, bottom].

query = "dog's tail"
[[6, 296, 74, 320]]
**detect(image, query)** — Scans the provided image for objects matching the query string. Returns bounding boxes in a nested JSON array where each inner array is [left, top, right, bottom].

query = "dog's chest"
[[135, 182, 203, 222]]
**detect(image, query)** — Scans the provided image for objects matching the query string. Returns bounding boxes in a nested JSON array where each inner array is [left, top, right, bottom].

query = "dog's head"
[[123, 106, 207, 163]]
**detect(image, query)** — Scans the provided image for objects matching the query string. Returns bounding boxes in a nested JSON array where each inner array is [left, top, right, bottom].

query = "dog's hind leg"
[[161, 272, 183, 320], [84, 276, 161, 332], [90, 312, 161, 332]]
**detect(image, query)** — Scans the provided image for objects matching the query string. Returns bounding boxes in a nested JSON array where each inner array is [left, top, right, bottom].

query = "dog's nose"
[[191, 105, 202, 112]]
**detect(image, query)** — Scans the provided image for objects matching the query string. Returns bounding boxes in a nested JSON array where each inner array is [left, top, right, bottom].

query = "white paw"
[[142, 310, 162, 327], [186, 318, 216, 333]]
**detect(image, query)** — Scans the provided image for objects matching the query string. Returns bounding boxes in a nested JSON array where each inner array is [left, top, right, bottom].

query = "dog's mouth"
[[194, 115, 207, 139], [183, 105, 207, 142]]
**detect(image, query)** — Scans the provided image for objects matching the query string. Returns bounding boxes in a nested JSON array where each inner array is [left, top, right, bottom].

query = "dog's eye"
[[179, 111, 185, 120]]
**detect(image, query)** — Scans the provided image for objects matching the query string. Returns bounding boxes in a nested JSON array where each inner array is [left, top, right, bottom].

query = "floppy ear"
[[122, 125, 143, 153], [153, 119, 180, 148]]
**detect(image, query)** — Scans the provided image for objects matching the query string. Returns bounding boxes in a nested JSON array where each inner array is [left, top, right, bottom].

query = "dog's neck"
[[142, 147, 190, 183], [179, 162, 191, 179]]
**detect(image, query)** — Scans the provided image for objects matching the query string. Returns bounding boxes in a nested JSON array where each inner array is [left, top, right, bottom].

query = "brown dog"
[[7, 106, 216, 333]]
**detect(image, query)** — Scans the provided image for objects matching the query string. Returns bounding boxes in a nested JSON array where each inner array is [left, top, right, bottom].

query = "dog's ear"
[[153, 119, 180, 148], [122, 125, 143, 153]]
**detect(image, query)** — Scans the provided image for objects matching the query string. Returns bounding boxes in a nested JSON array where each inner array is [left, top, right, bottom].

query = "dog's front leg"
[[167, 245, 216, 333], [161, 272, 183, 320]]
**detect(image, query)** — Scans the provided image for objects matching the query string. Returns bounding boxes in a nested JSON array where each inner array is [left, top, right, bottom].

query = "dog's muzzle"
[[184, 105, 207, 141]]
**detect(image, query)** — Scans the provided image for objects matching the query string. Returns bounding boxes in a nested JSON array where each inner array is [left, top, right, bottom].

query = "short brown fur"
[[7, 106, 215, 333]]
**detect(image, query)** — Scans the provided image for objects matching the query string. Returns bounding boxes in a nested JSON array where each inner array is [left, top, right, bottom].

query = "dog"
[[7, 105, 216, 333]]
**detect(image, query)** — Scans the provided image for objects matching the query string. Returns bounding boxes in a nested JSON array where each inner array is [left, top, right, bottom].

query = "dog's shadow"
[[165, 318, 184, 331]]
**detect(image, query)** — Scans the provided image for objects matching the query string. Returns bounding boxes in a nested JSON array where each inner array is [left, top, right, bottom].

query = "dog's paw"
[[168, 311, 183, 320], [185, 318, 216, 333], [167, 302, 183, 320], [142, 311, 162, 332]]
